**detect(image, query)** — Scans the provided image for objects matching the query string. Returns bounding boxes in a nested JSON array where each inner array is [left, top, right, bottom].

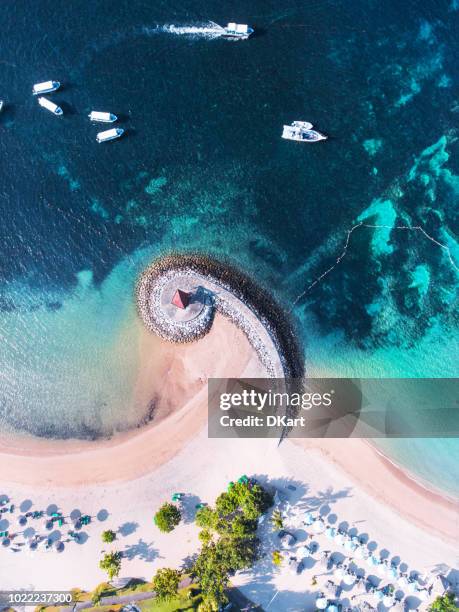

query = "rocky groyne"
[[136, 253, 303, 378]]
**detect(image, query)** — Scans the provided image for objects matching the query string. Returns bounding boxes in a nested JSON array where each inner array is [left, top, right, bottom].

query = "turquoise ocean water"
[[0, 1, 458, 496]]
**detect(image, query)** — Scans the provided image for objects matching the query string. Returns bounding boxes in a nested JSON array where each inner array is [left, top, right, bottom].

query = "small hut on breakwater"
[[136, 253, 303, 378]]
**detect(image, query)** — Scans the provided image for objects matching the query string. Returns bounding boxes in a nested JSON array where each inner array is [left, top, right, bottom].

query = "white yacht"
[[0, 100, 3, 113], [32, 80, 60, 95], [38, 96, 63, 116], [222, 23, 254, 39], [88, 111, 118, 123], [282, 121, 327, 142], [96, 127, 124, 143]]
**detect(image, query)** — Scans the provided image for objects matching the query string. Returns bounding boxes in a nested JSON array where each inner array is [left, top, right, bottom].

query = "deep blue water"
[[0, 1, 458, 494]]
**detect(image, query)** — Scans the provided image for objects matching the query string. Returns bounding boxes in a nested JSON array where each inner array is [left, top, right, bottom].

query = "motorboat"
[[222, 22, 254, 39], [88, 111, 118, 123], [32, 80, 60, 95], [96, 127, 124, 143], [38, 96, 63, 116], [282, 121, 327, 142]]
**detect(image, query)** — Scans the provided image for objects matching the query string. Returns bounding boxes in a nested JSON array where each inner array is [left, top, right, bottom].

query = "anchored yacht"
[[282, 121, 327, 142], [222, 23, 254, 39], [88, 111, 118, 123], [0, 100, 3, 113], [38, 96, 63, 116], [96, 127, 124, 143], [32, 80, 60, 95]]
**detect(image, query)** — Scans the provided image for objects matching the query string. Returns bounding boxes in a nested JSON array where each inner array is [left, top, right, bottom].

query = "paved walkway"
[[65, 577, 192, 611]]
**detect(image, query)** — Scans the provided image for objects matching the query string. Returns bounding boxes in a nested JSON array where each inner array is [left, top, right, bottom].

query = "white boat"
[[96, 127, 124, 143], [222, 23, 254, 39], [32, 80, 60, 95], [0, 100, 3, 113], [38, 96, 63, 116], [282, 121, 327, 142], [88, 111, 118, 123]]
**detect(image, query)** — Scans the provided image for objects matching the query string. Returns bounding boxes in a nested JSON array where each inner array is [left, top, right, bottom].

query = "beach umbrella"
[[17, 515, 27, 526], [355, 579, 367, 594], [375, 590, 384, 601], [304, 511, 314, 525], [326, 605, 339, 612], [334, 533, 344, 546], [334, 567, 345, 580], [325, 527, 336, 539], [56, 541, 64, 553], [316, 597, 328, 610]]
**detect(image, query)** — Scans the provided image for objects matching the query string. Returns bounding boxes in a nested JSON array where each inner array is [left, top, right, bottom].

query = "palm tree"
[[271, 509, 283, 531]]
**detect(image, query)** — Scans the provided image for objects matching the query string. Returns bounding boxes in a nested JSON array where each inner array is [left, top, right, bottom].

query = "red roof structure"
[[171, 289, 191, 310]]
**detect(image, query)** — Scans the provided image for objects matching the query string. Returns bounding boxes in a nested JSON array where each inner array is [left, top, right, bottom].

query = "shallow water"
[[0, 1, 458, 493]]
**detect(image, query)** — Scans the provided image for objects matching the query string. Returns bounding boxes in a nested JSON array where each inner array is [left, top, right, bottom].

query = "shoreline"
[[0, 257, 456, 547], [293, 438, 459, 543], [0, 414, 457, 544], [0, 313, 267, 483]]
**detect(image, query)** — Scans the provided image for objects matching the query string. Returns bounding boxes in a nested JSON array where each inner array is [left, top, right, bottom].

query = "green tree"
[[198, 529, 213, 545], [195, 506, 216, 530], [154, 503, 181, 533], [99, 551, 122, 581], [91, 584, 107, 606], [215, 482, 272, 521], [239, 483, 272, 519], [272, 550, 283, 566], [271, 509, 283, 531], [430, 594, 459, 612], [152, 567, 181, 601], [217, 536, 257, 571], [101, 529, 116, 543], [192, 542, 229, 611], [215, 491, 239, 517], [192, 477, 273, 608]]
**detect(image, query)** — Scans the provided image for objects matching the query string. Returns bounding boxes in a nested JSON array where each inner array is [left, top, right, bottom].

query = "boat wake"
[[144, 21, 226, 39]]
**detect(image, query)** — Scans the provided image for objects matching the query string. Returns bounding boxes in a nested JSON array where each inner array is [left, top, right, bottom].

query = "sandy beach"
[[0, 313, 458, 604]]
